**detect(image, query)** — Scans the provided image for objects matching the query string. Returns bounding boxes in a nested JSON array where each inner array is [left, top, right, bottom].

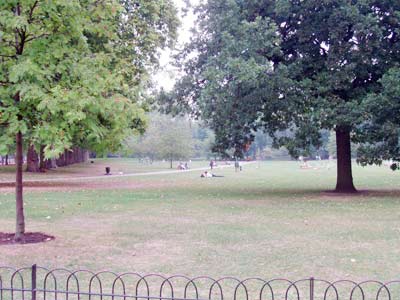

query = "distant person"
[[234, 160, 240, 172], [200, 171, 223, 178], [201, 170, 212, 178], [326, 155, 333, 169], [209, 160, 214, 170], [299, 156, 311, 169]]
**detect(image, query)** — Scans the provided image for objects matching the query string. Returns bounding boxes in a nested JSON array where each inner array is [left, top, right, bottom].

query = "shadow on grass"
[[0, 181, 84, 188], [0, 180, 167, 192], [1, 179, 399, 200], [183, 186, 400, 200]]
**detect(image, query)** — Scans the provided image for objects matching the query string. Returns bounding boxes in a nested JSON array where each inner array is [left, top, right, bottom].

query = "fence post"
[[310, 277, 314, 300], [31, 265, 37, 300]]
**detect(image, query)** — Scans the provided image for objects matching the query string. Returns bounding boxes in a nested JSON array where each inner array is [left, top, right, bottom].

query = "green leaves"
[[0, 0, 178, 158], [357, 67, 400, 166], [128, 113, 193, 162], [167, 0, 400, 163]]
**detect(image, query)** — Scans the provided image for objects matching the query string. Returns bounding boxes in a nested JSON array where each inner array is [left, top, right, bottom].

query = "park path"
[[0, 161, 255, 184]]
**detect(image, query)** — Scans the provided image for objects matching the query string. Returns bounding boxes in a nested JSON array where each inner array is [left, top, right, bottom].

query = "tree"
[[247, 131, 274, 160], [158, 118, 193, 168], [0, 126, 14, 165], [128, 114, 194, 168], [327, 131, 358, 159], [0, 0, 178, 242], [357, 67, 400, 169], [191, 122, 215, 159], [1, 0, 102, 243], [163, 0, 400, 193]]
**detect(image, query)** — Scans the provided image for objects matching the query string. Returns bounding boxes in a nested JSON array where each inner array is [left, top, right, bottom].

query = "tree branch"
[[0, 54, 17, 58], [25, 33, 50, 43], [28, 1, 39, 24]]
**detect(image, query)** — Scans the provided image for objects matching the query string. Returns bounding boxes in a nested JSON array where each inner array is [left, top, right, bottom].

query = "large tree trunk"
[[26, 144, 40, 172], [335, 127, 357, 193], [66, 149, 73, 165], [14, 131, 25, 243], [56, 151, 66, 167], [40, 145, 58, 171], [75, 147, 81, 163], [45, 158, 57, 169]]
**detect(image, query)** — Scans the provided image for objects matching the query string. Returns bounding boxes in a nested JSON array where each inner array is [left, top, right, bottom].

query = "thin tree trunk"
[[5, 154, 8, 165], [13, 4, 26, 243], [335, 127, 357, 193], [72, 147, 77, 163], [76, 147, 81, 163], [39, 145, 46, 171], [77, 147, 81, 163], [84, 150, 89, 162], [170, 158, 173, 169], [26, 144, 40, 172], [14, 131, 25, 243], [66, 149, 73, 165]]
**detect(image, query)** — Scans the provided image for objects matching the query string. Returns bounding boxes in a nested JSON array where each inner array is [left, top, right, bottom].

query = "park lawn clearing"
[[0, 160, 399, 280], [0, 159, 240, 192], [0, 158, 210, 182]]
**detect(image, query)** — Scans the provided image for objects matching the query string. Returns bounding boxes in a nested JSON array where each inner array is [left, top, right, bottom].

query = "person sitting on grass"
[[177, 162, 186, 170], [200, 171, 224, 178]]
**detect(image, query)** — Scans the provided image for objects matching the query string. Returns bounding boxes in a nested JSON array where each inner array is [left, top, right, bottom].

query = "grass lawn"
[[0, 159, 399, 280]]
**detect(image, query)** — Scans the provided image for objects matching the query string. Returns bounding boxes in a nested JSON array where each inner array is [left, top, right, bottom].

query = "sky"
[[153, 0, 199, 91]]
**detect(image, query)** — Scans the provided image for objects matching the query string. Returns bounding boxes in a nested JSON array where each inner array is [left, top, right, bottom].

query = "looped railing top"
[[1, 265, 400, 300]]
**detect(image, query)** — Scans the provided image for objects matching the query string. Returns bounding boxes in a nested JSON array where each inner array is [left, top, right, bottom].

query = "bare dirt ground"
[[0, 180, 170, 192], [0, 232, 55, 245]]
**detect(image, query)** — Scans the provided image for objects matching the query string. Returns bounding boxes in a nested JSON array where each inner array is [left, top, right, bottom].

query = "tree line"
[[125, 114, 214, 167]]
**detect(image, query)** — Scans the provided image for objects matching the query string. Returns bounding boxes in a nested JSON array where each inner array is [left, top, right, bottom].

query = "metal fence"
[[1, 265, 400, 300]]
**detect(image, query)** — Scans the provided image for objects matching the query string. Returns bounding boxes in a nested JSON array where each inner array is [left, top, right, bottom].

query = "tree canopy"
[[0, 0, 178, 242], [0, 0, 179, 156], [127, 114, 194, 168], [162, 0, 400, 192]]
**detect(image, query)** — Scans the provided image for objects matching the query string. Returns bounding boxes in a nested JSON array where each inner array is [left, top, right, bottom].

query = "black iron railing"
[[1, 265, 399, 300]]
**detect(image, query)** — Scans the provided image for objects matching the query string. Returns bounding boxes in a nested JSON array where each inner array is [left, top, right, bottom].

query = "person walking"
[[234, 159, 240, 172]]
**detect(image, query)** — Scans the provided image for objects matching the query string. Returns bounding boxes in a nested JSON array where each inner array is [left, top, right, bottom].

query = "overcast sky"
[[153, 0, 199, 91]]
